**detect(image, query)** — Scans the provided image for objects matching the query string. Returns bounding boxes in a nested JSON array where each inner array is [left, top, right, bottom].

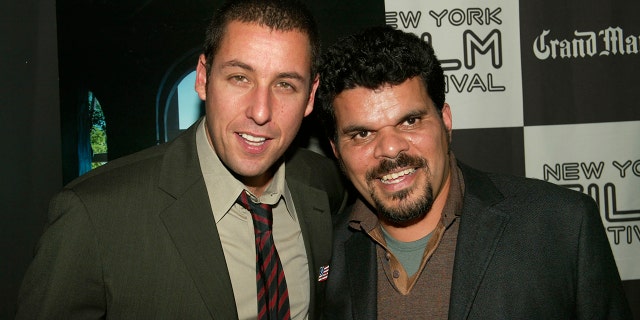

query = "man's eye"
[[405, 117, 418, 125], [354, 131, 370, 139], [230, 75, 248, 83], [276, 82, 296, 91]]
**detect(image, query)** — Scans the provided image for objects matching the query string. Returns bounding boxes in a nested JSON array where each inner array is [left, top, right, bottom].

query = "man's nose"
[[373, 127, 410, 159], [246, 86, 272, 125]]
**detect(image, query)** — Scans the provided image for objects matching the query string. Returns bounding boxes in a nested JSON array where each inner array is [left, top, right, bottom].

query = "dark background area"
[[519, 0, 640, 126], [1, 0, 61, 318], [1, 0, 638, 318]]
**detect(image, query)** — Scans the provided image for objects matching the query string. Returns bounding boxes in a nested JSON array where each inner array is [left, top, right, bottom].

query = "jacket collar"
[[448, 163, 510, 319]]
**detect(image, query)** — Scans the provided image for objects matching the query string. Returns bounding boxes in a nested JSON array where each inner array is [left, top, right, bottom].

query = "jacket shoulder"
[[459, 161, 598, 222], [66, 120, 201, 193], [285, 148, 349, 214], [66, 143, 169, 191]]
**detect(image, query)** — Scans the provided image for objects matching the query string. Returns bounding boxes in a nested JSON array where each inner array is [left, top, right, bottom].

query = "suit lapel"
[[345, 230, 378, 320], [288, 176, 333, 318], [160, 185, 237, 319], [449, 164, 510, 320], [290, 180, 333, 275], [157, 121, 238, 319]]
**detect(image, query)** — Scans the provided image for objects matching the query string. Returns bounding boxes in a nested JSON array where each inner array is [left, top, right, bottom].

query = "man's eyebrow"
[[220, 60, 253, 72], [340, 124, 369, 136], [400, 109, 428, 122], [277, 72, 305, 82], [220, 60, 305, 80]]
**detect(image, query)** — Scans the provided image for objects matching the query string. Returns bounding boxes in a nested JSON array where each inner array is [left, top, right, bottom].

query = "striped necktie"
[[236, 190, 291, 320]]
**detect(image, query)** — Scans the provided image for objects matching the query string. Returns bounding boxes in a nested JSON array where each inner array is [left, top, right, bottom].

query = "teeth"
[[239, 133, 266, 143], [381, 168, 415, 183]]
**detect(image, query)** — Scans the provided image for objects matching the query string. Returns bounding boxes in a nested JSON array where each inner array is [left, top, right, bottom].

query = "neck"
[[240, 175, 273, 197]]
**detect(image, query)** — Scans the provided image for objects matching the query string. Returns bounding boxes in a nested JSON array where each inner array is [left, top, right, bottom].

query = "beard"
[[366, 153, 434, 226]]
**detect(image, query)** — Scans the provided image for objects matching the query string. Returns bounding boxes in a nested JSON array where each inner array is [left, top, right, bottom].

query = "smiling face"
[[331, 77, 452, 225], [195, 21, 318, 194]]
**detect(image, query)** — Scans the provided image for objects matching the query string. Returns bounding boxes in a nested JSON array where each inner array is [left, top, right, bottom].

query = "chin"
[[373, 188, 433, 224]]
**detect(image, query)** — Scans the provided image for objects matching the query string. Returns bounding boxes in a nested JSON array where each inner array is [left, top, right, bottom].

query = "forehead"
[[333, 78, 433, 124], [215, 21, 312, 69]]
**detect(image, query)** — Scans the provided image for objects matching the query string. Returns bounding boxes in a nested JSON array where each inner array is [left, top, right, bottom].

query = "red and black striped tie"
[[236, 190, 291, 320]]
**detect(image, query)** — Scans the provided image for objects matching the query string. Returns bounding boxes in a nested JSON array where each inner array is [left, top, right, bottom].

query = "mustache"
[[366, 153, 427, 181]]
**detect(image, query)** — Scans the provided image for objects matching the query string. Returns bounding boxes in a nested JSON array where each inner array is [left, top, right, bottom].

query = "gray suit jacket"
[[325, 162, 632, 319], [17, 120, 347, 319]]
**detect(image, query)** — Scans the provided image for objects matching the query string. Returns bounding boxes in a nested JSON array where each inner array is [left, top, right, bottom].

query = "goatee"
[[366, 153, 434, 226]]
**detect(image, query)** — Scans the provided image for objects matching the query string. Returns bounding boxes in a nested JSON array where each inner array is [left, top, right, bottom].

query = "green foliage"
[[90, 127, 107, 154], [89, 92, 108, 169]]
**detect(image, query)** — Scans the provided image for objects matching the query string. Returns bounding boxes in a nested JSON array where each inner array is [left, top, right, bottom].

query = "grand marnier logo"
[[533, 27, 640, 60]]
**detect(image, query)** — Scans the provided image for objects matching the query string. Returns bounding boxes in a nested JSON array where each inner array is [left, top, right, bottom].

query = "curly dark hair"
[[316, 26, 445, 142], [203, 0, 320, 82]]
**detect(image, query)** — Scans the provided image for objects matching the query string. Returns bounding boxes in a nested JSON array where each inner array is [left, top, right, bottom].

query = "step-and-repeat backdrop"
[[384, 0, 639, 280]]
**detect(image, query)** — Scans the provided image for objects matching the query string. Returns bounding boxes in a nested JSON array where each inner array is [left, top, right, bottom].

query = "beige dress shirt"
[[196, 119, 310, 320]]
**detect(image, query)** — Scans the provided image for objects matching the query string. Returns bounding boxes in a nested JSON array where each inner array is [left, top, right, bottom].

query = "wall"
[[0, 0, 61, 317]]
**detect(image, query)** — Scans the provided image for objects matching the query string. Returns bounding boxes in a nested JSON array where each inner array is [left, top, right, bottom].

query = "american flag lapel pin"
[[318, 265, 329, 282]]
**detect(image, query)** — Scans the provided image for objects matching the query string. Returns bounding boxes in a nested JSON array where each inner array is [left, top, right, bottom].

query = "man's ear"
[[304, 75, 320, 117], [195, 54, 208, 101], [330, 140, 340, 160], [441, 103, 453, 143]]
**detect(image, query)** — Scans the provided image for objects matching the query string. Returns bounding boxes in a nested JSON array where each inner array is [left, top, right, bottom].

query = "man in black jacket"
[[315, 25, 631, 319]]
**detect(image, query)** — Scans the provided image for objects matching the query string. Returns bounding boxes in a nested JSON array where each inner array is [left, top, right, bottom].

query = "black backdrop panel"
[[520, 0, 640, 126]]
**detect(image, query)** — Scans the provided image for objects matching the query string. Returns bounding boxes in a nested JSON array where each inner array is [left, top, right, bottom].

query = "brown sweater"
[[349, 156, 464, 319]]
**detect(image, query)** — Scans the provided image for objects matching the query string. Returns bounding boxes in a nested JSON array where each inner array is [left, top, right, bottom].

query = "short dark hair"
[[203, 0, 320, 80], [316, 26, 445, 142]]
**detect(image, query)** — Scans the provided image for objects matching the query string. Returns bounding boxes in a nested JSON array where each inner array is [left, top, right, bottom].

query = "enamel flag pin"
[[318, 265, 329, 282]]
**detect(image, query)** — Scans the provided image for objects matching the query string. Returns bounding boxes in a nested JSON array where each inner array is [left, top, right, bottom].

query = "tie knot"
[[236, 191, 273, 230]]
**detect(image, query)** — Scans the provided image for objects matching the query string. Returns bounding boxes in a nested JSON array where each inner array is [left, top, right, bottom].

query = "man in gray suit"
[[315, 26, 632, 319], [16, 0, 347, 319]]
